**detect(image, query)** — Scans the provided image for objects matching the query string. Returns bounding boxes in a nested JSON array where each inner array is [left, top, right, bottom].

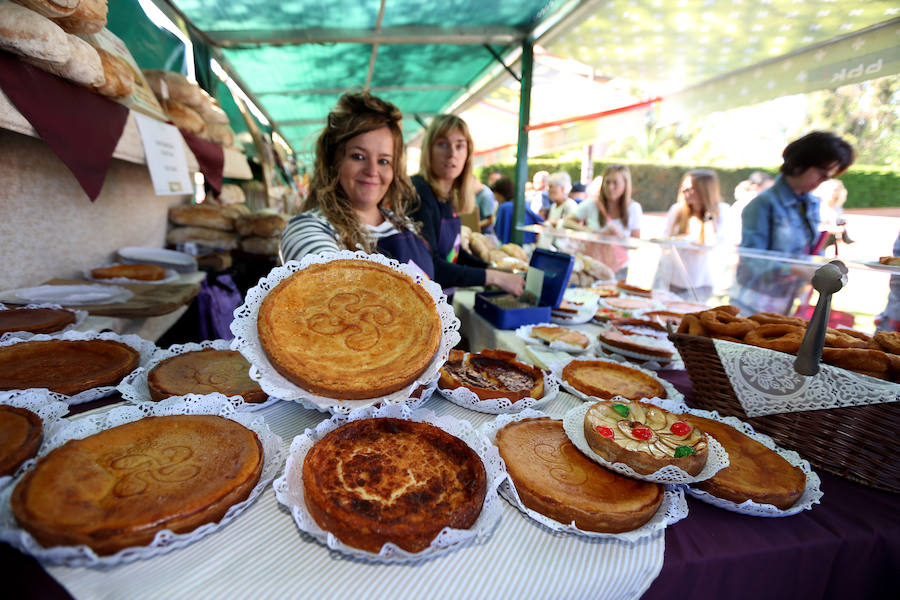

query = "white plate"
[[118, 247, 198, 273], [0, 285, 132, 306], [859, 260, 900, 273]]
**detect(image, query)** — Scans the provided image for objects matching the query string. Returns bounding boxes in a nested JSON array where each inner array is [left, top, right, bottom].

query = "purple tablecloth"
[[3, 371, 897, 599]]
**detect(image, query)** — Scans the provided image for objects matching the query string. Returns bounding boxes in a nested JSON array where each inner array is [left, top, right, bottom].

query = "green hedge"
[[477, 161, 900, 212]]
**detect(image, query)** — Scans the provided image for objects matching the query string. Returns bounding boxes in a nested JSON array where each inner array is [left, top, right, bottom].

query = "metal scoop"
[[794, 260, 848, 375]]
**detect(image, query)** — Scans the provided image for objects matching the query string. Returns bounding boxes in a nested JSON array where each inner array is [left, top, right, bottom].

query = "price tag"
[[134, 112, 193, 195]]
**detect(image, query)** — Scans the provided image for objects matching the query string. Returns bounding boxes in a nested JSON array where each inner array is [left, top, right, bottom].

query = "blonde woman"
[[411, 114, 524, 296]]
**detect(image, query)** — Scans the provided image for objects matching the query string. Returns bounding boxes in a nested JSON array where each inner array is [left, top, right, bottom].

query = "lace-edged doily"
[[406, 375, 439, 409], [0, 330, 157, 405], [83, 264, 180, 285], [117, 339, 278, 412], [230, 251, 461, 415], [0, 303, 88, 341], [438, 371, 560, 414], [481, 409, 688, 540], [562, 400, 730, 484], [594, 345, 684, 372], [550, 356, 684, 404], [0, 389, 69, 489], [0, 393, 284, 567], [515, 322, 593, 354], [680, 407, 823, 516], [713, 339, 900, 417], [273, 403, 505, 563]]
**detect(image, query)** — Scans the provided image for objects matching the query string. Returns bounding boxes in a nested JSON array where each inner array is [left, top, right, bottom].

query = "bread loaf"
[[9, 0, 77, 19], [162, 98, 205, 135], [166, 226, 238, 250], [25, 32, 103, 86], [143, 69, 203, 107], [92, 46, 134, 98], [205, 122, 234, 147], [0, 2, 70, 64], [169, 204, 234, 231], [217, 184, 246, 205], [51, 0, 106, 34], [235, 213, 287, 237], [218, 203, 250, 221], [240, 236, 280, 256], [196, 97, 229, 124]]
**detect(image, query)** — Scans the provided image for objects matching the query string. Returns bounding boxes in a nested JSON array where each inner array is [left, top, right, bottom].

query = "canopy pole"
[[511, 37, 534, 246]]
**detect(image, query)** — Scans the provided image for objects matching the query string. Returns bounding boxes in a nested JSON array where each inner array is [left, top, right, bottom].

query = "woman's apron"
[[376, 231, 434, 281]]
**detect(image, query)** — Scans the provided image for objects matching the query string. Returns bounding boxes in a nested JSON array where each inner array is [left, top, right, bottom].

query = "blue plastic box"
[[474, 248, 574, 329]]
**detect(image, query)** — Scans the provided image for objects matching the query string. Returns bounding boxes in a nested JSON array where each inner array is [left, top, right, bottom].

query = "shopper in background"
[[492, 175, 544, 245], [472, 173, 498, 235], [545, 171, 578, 227], [410, 114, 524, 296], [569, 181, 588, 203], [280, 92, 432, 278], [658, 169, 732, 301], [529, 170, 551, 218]]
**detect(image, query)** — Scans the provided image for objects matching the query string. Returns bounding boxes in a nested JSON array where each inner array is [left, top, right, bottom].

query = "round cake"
[[604, 297, 656, 311], [257, 260, 442, 399], [439, 349, 545, 402], [495, 418, 663, 532], [0, 405, 43, 477], [562, 360, 666, 400], [302, 417, 486, 553], [91, 263, 166, 281], [147, 349, 266, 403], [0, 339, 140, 395], [596, 329, 675, 361], [11, 414, 263, 555], [583, 400, 709, 476], [530, 325, 590, 349], [682, 414, 806, 509], [0, 307, 76, 336]]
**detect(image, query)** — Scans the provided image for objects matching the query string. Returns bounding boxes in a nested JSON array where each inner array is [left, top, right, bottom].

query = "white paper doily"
[[563, 399, 730, 484], [679, 408, 823, 516], [481, 409, 688, 541], [438, 370, 559, 414], [84, 263, 180, 285], [117, 339, 278, 412], [713, 339, 900, 417], [0, 389, 69, 489], [550, 310, 595, 326], [0, 330, 157, 405], [407, 375, 439, 409], [550, 356, 684, 404], [0, 394, 284, 567], [0, 303, 88, 340], [273, 403, 505, 563], [515, 322, 593, 354], [0, 284, 133, 306], [230, 251, 461, 414]]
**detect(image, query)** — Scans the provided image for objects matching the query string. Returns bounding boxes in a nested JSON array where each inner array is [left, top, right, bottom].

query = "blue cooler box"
[[474, 248, 574, 329]]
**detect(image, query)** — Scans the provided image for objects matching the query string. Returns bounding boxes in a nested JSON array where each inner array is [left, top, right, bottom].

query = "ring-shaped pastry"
[[699, 310, 758, 338], [743, 324, 804, 354], [676, 314, 707, 336], [874, 331, 900, 355], [824, 329, 869, 349], [821, 347, 890, 375], [748, 312, 807, 327]]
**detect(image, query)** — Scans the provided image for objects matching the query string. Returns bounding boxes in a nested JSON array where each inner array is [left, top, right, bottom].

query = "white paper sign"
[[134, 113, 193, 195]]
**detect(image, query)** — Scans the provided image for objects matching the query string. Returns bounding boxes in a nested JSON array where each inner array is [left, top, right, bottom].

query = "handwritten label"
[[134, 112, 193, 196]]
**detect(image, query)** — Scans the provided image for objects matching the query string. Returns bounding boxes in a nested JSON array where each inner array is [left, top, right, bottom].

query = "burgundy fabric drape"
[[0, 51, 128, 201], [180, 129, 224, 196]]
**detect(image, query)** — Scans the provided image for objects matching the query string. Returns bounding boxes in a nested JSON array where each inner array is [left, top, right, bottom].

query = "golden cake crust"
[[562, 360, 666, 400], [530, 325, 590, 349], [439, 349, 545, 402], [0, 307, 76, 335], [11, 415, 263, 555], [0, 405, 43, 477], [302, 417, 486, 553], [91, 263, 166, 281], [0, 339, 140, 395], [495, 418, 663, 532], [583, 400, 708, 476], [258, 260, 442, 399], [147, 349, 266, 403], [596, 329, 674, 360], [682, 414, 806, 509]]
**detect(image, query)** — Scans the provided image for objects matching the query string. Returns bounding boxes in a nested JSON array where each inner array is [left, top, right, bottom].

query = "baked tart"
[[0, 307, 76, 335], [495, 418, 663, 532], [0, 339, 140, 395], [596, 329, 675, 361], [603, 297, 656, 311], [562, 360, 666, 401], [439, 349, 545, 402], [0, 405, 43, 477], [91, 263, 167, 281], [583, 400, 708, 476], [147, 349, 266, 403], [11, 414, 263, 556], [682, 414, 805, 509], [257, 260, 442, 399], [302, 417, 486, 553], [530, 325, 590, 349]]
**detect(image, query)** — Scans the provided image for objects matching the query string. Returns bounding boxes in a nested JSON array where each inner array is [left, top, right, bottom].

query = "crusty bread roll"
[[240, 236, 280, 256], [235, 213, 287, 238], [166, 226, 237, 250], [162, 98, 205, 135], [9, 0, 77, 19], [218, 184, 246, 205], [169, 204, 234, 231], [143, 69, 203, 107], [92, 46, 134, 98], [52, 0, 106, 34], [218, 203, 250, 220], [0, 2, 70, 64], [196, 98, 229, 125], [205, 122, 235, 147], [25, 33, 103, 86]]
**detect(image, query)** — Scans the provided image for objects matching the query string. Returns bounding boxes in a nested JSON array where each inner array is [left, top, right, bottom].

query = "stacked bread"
[[235, 210, 286, 256], [143, 70, 236, 147], [0, 1, 134, 98], [166, 202, 242, 251], [461, 228, 530, 271], [570, 253, 615, 287]]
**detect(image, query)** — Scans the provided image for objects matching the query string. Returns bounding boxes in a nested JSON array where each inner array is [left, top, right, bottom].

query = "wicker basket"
[[670, 332, 900, 494]]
